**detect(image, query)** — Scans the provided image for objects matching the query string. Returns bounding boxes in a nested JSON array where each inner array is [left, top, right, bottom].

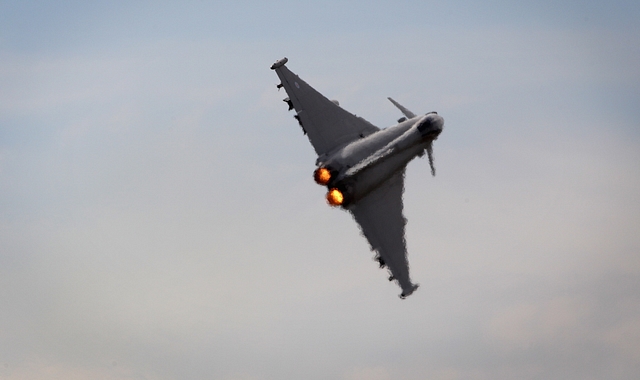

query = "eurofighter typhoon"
[[271, 58, 444, 298]]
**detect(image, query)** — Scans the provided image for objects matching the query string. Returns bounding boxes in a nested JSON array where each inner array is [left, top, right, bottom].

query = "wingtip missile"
[[270, 57, 288, 70]]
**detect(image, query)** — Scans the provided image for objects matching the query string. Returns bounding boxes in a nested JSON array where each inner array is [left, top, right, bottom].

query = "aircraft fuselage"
[[319, 113, 443, 207]]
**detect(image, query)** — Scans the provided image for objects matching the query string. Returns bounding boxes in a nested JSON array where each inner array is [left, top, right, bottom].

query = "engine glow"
[[314, 167, 332, 185], [326, 188, 344, 206]]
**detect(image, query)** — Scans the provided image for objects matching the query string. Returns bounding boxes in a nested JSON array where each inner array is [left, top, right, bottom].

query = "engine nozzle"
[[326, 188, 344, 206], [313, 167, 332, 185]]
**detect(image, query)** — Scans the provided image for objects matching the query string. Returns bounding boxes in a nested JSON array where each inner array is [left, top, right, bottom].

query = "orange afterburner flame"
[[314, 167, 332, 185], [326, 188, 344, 206]]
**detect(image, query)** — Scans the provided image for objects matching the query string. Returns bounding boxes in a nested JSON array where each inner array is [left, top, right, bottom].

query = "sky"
[[1, 1, 639, 379]]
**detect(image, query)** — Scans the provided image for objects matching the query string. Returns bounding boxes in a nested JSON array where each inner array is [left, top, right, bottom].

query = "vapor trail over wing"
[[273, 63, 379, 155]]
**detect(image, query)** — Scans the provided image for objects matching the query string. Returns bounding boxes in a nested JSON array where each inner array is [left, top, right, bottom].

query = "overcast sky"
[[1, 1, 639, 379]]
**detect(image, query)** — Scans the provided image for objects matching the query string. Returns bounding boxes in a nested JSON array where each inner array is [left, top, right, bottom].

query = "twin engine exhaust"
[[314, 167, 346, 207]]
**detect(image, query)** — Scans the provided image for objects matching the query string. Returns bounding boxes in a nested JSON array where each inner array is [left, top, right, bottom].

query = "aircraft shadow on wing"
[[271, 57, 444, 299]]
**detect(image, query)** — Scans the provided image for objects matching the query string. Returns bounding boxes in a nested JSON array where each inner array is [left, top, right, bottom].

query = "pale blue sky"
[[1, 1, 639, 379]]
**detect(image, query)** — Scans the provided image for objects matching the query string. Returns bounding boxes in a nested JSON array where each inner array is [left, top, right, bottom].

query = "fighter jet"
[[271, 57, 444, 298]]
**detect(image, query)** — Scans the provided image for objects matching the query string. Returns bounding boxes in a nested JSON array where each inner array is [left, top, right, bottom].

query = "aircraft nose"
[[416, 113, 444, 137]]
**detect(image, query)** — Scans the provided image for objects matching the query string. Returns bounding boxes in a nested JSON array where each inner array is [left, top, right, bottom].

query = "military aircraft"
[[271, 57, 443, 298]]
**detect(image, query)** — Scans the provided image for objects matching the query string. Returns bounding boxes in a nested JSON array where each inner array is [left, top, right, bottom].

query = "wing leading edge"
[[272, 59, 379, 156], [349, 171, 419, 298]]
